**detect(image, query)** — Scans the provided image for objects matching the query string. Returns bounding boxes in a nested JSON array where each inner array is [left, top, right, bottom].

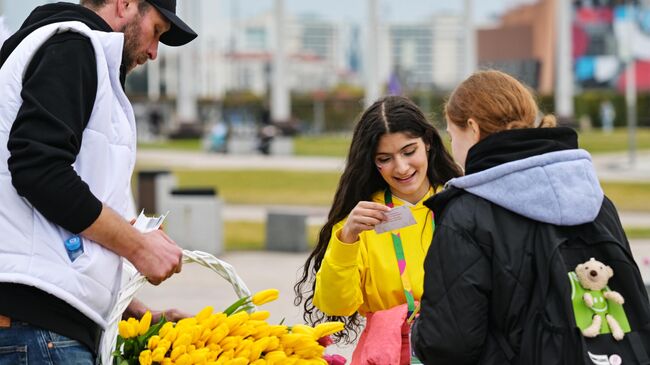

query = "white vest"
[[0, 21, 136, 328]]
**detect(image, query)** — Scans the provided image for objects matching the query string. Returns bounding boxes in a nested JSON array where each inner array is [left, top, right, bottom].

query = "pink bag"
[[350, 303, 413, 365]]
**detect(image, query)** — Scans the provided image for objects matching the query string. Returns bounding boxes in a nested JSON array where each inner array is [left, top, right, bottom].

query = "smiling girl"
[[294, 96, 461, 361]]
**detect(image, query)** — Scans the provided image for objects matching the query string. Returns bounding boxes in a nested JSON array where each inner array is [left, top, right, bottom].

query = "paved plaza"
[[134, 148, 650, 358]]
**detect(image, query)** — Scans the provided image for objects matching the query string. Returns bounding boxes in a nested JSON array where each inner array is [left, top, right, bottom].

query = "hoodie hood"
[[0, 2, 111, 67], [447, 128, 604, 226]]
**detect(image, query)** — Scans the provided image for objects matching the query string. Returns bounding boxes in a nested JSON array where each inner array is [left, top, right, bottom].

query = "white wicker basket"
[[99, 250, 251, 365]]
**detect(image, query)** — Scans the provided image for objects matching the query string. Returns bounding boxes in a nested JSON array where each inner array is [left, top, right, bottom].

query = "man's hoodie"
[[0, 2, 124, 353], [1, 2, 121, 235], [1, 2, 111, 65]]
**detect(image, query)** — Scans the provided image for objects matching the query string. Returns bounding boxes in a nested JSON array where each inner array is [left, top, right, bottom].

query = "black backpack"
[[505, 220, 650, 364]]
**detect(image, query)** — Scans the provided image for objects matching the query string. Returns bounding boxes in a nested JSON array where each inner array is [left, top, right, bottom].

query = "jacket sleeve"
[[411, 223, 491, 365], [7, 33, 102, 234], [313, 221, 366, 316]]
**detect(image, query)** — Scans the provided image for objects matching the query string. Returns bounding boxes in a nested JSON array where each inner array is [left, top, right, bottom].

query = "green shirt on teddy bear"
[[568, 271, 630, 334]]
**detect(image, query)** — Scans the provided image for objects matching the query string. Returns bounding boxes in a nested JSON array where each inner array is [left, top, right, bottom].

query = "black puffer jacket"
[[411, 128, 634, 364]]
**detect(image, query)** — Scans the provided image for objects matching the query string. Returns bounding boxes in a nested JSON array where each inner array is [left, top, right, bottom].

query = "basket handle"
[[99, 249, 252, 365]]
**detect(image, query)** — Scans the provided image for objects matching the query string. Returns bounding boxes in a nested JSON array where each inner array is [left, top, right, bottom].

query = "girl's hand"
[[339, 201, 391, 243]]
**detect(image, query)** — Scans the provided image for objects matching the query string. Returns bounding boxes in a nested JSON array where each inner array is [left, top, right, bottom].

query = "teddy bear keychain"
[[572, 257, 626, 341]]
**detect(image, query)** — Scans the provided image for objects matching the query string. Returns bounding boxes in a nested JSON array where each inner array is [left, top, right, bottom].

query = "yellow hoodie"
[[314, 187, 436, 317]]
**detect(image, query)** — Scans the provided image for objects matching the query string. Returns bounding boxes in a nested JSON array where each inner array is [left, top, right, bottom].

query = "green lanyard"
[[384, 189, 435, 316]]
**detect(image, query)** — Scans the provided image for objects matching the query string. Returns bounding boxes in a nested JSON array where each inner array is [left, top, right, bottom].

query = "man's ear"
[[467, 118, 481, 143], [116, 0, 135, 18]]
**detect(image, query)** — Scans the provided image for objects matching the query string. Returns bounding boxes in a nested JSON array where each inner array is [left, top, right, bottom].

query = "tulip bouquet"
[[113, 289, 345, 365]]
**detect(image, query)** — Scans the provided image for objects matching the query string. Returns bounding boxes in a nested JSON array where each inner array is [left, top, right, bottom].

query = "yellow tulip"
[[127, 317, 139, 333], [290, 324, 315, 337], [170, 345, 187, 361], [118, 320, 135, 339], [230, 357, 250, 365], [151, 347, 167, 362], [225, 311, 249, 331], [249, 311, 270, 321], [173, 333, 192, 349], [208, 323, 229, 345], [176, 317, 198, 331], [220, 335, 243, 352], [147, 335, 160, 350], [138, 311, 152, 335], [251, 289, 280, 306], [219, 349, 235, 361], [159, 322, 174, 338], [158, 338, 172, 353], [138, 349, 152, 365], [268, 325, 288, 337], [203, 312, 227, 330], [250, 337, 270, 361], [264, 336, 280, 352], [163, 327, 179, 343], [190, 347, 209, 363], [264, 351, 287, 362], [230, 324, 253, 338], [313, 322, 345, 339], [196, 305, 214, 322], [175, 353, 192, 365], [161, 359, 173, 365]]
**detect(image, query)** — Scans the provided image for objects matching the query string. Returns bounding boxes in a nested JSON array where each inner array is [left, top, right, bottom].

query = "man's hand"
[[81, 204, 182, 285], [129, 229, 182, 285], [124, 298, 190, 322]]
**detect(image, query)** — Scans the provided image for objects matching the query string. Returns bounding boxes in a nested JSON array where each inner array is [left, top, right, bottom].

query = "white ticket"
[[374, 206, 416, 234], [133, 210, 169, 233]]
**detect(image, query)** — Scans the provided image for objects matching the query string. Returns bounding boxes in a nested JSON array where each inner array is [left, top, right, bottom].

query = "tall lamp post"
[[272, 0, 290, 124], [555, 0, 574, 125], [364, 0, 380, 108], [463, 0, 477, 78], [624, 2, 637, 166]]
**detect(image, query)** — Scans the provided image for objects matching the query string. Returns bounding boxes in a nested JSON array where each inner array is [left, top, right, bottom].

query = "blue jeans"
[[0, 321, 94, 365]]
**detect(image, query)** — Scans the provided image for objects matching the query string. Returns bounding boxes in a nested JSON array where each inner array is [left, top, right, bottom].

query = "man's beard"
[[120, 15, 143, 73]]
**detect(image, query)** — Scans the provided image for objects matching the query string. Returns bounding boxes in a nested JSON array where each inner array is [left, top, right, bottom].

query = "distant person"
[[148, 105, 163, 137], [412, 70, 650, 364], [258, 103, 275, 155], [206, 121, 229, 153], [0, 0, 196, 363], [295, 96, 462, 363], [600, 99, 615, 133]]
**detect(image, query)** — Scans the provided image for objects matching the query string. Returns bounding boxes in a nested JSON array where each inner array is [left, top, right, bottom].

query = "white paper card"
[[133, 210, 169, 233], [374, 206, 416, 234]]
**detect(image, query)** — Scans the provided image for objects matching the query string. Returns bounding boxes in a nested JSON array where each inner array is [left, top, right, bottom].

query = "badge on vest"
[[64, 235, 84, 262]]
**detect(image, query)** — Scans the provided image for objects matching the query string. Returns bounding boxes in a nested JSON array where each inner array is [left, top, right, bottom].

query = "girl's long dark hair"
[[293, 96, 462, 343]]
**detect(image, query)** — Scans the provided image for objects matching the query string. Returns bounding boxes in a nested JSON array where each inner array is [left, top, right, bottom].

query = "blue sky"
[[1, 0, 538, 32], [222, 0, 537, 26]]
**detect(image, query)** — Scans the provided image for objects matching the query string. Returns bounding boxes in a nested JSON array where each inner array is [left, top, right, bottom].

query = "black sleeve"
[[7, 32, 102, 234], [411, 223, 491, 364]]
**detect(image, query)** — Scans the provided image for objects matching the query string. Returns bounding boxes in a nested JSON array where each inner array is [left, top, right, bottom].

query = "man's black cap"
[[145, 0, 197, 46]]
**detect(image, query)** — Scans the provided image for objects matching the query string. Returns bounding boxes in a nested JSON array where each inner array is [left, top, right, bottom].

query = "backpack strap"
[[628, 332, 650, 365], [490, 326, 516, 361]]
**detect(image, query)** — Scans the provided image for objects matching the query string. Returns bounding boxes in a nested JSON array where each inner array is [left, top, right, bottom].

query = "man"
[[0, 0, 197, 363]]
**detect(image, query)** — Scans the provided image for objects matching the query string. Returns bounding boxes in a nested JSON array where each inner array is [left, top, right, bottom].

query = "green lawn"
[[577, 129, 650, 153], [225, 221, 321, 251], [223, 221, 650, 251], [293, 135, 351, 157], [175, 169, 340, 206], [138, 128, 649, 156], [139, 138, 202, 150], [602, 182, 650, 212], [171, 169, 650, 213], [625, 227, 650, 239]]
